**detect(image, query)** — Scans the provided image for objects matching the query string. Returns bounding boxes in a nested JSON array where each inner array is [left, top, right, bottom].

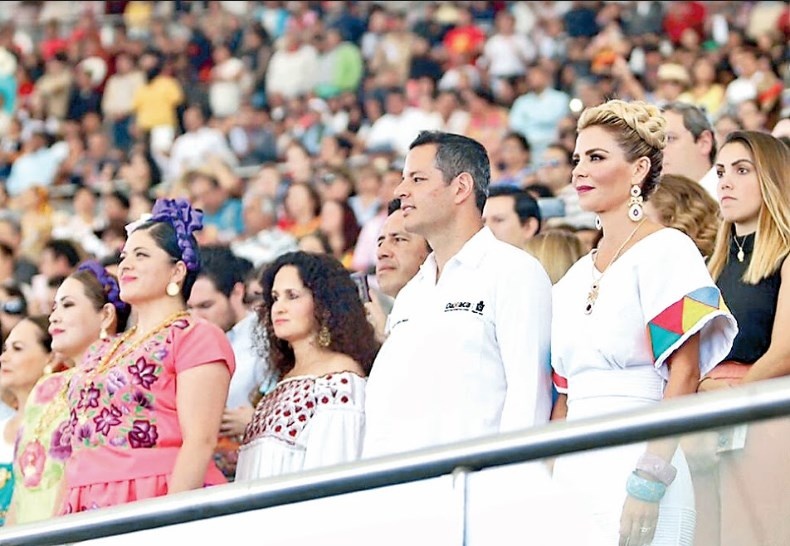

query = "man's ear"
[[522, 217, 540, 241], [697, 129, 714, 159], [453, 172, 476, 206]]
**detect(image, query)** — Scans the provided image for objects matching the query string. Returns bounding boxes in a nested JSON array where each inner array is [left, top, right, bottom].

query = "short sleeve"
[[301, 374, 366, 470], [171, 319, 236, 376], [639, 230, 738, 380]]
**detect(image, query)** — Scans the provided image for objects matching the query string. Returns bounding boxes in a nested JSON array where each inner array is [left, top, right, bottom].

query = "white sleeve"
[[301, 406, 365, 470], [301, 375, 366, 470], [496, 256, 553, 432]]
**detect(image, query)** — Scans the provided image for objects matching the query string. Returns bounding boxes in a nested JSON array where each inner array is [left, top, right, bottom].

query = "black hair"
[[136, 222, 200, 301], [409, 130, 490, 213], [258, 251, 379, 378], [44, 239, 82, 268], [503, 131, 531, 152], [199, 245, 253, 298], [108, 190, 131, 210], [488, 186, 542, 231], [387, 198, 402, 216]]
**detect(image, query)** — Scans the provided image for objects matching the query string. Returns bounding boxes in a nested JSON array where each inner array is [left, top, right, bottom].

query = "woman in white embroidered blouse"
[[236, 251, 379, 480]]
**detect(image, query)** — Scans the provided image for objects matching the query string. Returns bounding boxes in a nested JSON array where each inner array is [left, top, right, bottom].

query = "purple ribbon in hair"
[[148, 198, 204, 271], [77, 260, 129, 316]]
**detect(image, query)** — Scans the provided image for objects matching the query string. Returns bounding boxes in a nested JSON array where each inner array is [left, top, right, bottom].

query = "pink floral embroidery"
[[128, 420, 158, 448], [34, 374, 66, 404], [128, 357, 158, 390], [19, 440, 45, 488], [78, 385, 101, 409], [49, 419, 72, 460], [93, 405, 122, 436]]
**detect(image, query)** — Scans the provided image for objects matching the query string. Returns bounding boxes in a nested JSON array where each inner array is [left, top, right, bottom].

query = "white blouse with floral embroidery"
[[236, 371, 366, 480]]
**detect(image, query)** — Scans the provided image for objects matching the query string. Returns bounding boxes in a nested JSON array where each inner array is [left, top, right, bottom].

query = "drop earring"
[[100, 327, 109, 340], [628, 183, 644, 222]]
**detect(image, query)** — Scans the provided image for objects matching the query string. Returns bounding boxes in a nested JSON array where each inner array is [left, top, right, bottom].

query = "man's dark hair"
[[387, 198, 402, 216], [199, 245, 253, 298], [503, 131, 531, 153], [409, 131, 490, 213], [44, 239, 82, 268], [488, 186, 542, 233]]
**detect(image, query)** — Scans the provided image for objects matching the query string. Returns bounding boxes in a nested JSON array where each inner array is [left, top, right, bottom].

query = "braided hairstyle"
[[577, 99, 667, 198]]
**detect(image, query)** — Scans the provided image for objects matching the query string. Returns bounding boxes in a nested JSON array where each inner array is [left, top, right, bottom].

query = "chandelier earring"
[[317, 324, 332, 348], [628, 183, 644, 222]]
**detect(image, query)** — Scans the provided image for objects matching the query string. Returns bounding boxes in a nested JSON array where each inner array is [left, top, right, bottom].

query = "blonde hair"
[[650, 174, 721, 257], [708, 131, 790, 284], [577, 99, 667, 197], [525, 229, 584, 284]]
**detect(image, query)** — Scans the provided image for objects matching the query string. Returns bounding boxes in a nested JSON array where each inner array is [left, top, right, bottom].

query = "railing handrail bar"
[[4, 377, 790, 546]]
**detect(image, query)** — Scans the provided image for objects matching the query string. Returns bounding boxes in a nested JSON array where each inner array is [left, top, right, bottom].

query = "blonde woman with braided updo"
[[644, 174, 721, 258], [548, 100, 737, 546]]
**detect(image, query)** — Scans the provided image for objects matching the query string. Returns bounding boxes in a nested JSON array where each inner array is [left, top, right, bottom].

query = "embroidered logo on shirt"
[[445, 300, 486, 315]]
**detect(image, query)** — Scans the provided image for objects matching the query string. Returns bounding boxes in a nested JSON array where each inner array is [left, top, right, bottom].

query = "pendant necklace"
[[733, 234, 747, 263], [585, 219, 646, 315]]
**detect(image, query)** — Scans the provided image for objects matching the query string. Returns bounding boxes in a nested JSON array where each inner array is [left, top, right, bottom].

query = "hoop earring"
[[628, 183, 644, 222], [166, 282, 180, 297], [317, 325, 331, 348], [594, 215, 602, 230], [100, 327, 109, 340]]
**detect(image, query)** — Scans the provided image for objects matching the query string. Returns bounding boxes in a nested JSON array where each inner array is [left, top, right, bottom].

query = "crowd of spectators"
[[0, 1, 785, 311], [0, 1, 786, 541]]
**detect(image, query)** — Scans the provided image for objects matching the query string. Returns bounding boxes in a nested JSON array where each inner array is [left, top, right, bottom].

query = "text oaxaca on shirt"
[[363, 228, 553, 459]]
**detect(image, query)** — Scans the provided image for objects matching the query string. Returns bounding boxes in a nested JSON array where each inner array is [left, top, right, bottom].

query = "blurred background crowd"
[[0, 0, 787, 327]]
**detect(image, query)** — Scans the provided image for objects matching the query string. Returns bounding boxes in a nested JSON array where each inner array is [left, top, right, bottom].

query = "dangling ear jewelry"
[[43, 364, 54, 375], [628, 183, 644, 222], [100, 327, 109, 340], [317, 325, 331, 348], [166, 282, 180, 297], [595, 215, 602, 230]]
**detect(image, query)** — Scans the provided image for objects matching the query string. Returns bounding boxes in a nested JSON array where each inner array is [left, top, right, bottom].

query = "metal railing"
[[3, 376, 790, 545]]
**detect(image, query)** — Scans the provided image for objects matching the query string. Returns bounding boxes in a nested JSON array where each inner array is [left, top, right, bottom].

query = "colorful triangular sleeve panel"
[[646, 286, 737, 378]]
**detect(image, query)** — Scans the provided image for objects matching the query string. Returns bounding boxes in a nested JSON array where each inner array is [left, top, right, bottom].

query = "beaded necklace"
[[28, 310, 189, 443], [85, 310, 190, 382]]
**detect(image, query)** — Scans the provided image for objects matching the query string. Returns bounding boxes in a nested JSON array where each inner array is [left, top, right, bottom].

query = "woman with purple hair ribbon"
[[57, 198, 236, 514]]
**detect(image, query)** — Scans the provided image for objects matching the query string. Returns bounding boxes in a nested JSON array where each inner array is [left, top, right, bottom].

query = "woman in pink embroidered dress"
[[60, 199, 235, 513], [236, 251, 379, 480], [10, 261, 130, 524]]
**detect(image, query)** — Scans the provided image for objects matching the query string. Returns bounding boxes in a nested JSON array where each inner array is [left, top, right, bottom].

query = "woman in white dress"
[[549, 100, 737, 546], [236, 251, 379, 480]]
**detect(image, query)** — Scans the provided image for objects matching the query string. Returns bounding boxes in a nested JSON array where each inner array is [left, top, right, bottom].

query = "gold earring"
[[100, 327, 109, 340], [43, 364, 54, 375], [166, 282, 180, 297], [628, 183, 644, 222], [317, 325, 331, 348]]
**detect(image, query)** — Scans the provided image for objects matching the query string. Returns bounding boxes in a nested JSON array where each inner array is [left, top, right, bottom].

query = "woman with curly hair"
[[549, 100, 737, 545], [236, 251, 379, 480], [644, 174, 721, 258]]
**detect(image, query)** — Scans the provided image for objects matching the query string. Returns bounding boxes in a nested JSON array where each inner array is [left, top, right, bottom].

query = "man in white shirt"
[[363, 131, 553, 459], [661, 102, 718, 198], [167, 105, 238, 183]]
